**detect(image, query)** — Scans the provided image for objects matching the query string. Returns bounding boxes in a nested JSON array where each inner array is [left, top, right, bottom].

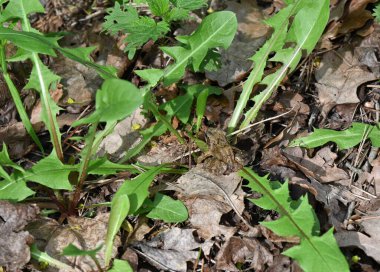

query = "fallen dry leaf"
[[315, 44, 377, 117], [172, 166, 245, 240], [216, 236, 273, 271], [322, 0, 376, 48], [28, 214, 120, 272], [283, 147, 350, 185], [0, 201, 39, 272]]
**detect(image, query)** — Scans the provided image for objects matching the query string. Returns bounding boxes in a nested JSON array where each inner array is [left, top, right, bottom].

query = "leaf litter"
[[2, 0, 380, 271]]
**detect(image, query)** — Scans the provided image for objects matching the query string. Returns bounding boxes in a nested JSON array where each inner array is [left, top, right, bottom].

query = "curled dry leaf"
[[322, 0, 376, 48], [283, 147, 350, 185], [0, 201, 39, 272]]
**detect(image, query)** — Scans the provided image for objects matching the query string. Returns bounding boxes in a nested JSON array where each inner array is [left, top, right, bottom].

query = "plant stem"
[[70, 121, 99, 213]]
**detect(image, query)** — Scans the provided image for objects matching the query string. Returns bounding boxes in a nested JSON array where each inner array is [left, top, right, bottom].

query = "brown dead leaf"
[[206, 0, 271, 86], [0, 201, 39, 272], [283, 147, 350, 184], [29, 214, 120, 272], [172, 166, 245, 240], [216, 237, 273, 271], [315, 44, 377, 117], [322, 0, 376, 48]]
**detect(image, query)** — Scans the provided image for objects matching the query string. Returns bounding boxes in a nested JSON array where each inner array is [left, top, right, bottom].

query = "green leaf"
[[18, 152, 72, 190], [195, 85, 222, 130], [87, 158, 137, 175], [146, 193, 188, 223], [103, 3, 170, 59], [0, 0, 44, 23], [374, 3, 380, 23], [0, 27, 59, 56], [0, 144, 24, 172], [62, 244, 102, 257], [105, 194, 130, 266], [31, 244, 74, 271], [290, 123, 380, 149], [162, 11, 237, 85], [113, 166, 163, 214], [73, 79, 144, 126], [0, 179, 34, 202], [147, 0, 170, 16], [284, 228, 349, 272], [170, 0, 207, 10], [240, 168, 349, 272], [108, 259, 133, 272], [135, 68, 165, 87], [241, 0, 329, 129]]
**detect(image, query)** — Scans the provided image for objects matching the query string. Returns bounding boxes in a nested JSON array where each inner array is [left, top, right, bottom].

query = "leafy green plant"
[[373, 3, 380, 22], [228, 0, 329, 133], [240, 168, 349, 272], [103, 0, 207, 59], [290, 122, 380, 149]]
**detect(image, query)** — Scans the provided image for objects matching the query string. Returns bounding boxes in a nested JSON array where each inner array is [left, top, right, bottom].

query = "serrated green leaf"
[[374, 3, 380, 23], [290, 123, 380, 149], [73, 79, 144, 126], [105, 194, 130, 267], [108, 259, 133, 272], [145, 193, 188, 222], [284, 228, 349, 272], [147, 0, 170, 16], [170, 0, 207, 10], [18, 152, 72, 190], [240, 167, 349, 272], [162, 11, 237, 85], [0, 144, 24, 172], [103, 3, 170, 59], [135, 68, 164, 87], [240, 0, 329, 129]]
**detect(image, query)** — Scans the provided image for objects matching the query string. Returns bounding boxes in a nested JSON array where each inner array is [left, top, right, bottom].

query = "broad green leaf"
[[135, 68, 164, 87], [290, 123, 380, 149], [162, 11, 237, 85], [108, 259, 133, 272], [0, 27, 116, 79], [62, 244, 102, 257], [195, 85, 222, 130], [114, 166, 163, 213], [73, 79, 144, 126], [240, 168, 348, 272], [146, 193, 188, 223], [16, 152, 73, 190], [0, 27, 59, 56], [105, 194, 130, 266], [0, 0, 44, 23], [284, 228, 349, 272], [0, 179, 34, 202]]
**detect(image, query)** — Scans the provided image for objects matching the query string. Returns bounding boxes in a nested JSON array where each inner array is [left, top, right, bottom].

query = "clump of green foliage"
[[228, 0, 330, 132], [104, 0, 208, 58], [241, 168, 349, 272], [0, 0, 350, 271]]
